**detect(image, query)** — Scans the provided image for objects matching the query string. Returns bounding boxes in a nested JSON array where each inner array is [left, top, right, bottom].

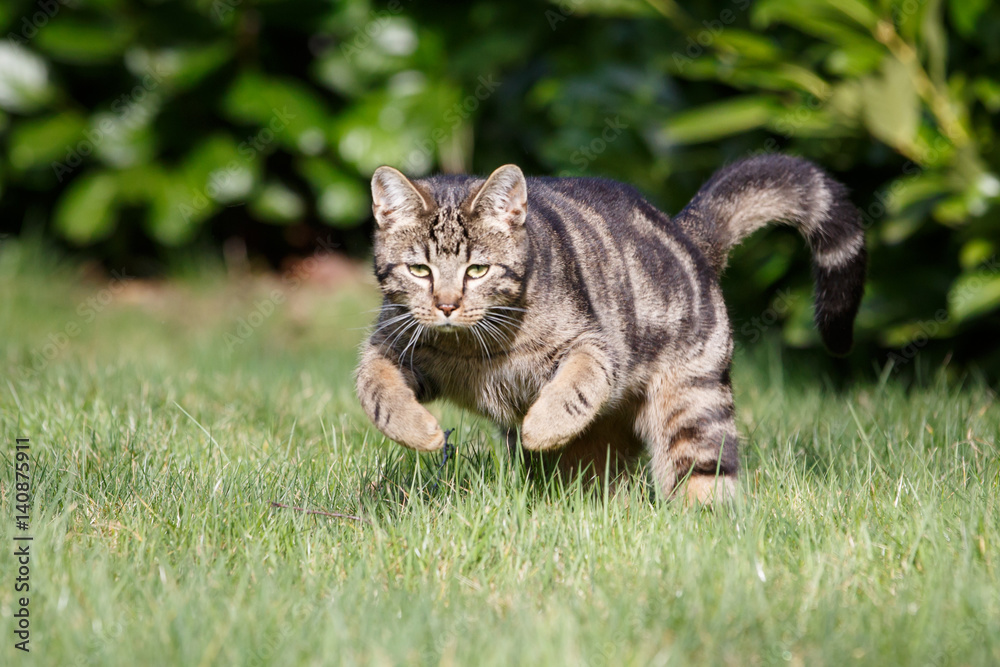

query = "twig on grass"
[[269, 501, 372, 526], [429, 428, 457, 492]]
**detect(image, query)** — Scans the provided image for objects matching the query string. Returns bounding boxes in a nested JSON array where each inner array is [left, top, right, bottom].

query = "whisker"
[[478, 319, 507, 347], [475, 322, 500, 348], [363, 303, 407, 315], [380, 318, 418, 353], [369, 311, 413, 333], [482, 312, 522, 338], [484, 312, 521, 326], [375, 314, 412, 340], [401, 323, 424, 374], [469, 325, 491, 361], [476, 317, 514, 356]]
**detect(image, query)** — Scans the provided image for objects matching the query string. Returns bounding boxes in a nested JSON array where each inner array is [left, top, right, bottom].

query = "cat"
[[354, 155, 866, 503]]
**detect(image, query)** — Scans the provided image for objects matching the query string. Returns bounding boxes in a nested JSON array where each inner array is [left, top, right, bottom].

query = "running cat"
[[355, 155, 866, 502]]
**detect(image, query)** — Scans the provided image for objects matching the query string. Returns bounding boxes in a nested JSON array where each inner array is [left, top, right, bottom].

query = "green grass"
[[1, 241, 998, 666]]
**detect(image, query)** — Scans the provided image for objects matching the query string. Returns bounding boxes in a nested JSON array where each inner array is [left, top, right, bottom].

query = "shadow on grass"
[[350, 427, 673, 526]]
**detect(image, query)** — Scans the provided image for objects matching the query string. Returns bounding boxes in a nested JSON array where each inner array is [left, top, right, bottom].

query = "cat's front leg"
[[520, 342, 613, 451], [355, 343, 445, 452]]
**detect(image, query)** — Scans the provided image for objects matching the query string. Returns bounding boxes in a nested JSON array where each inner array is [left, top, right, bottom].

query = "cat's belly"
[[420, 348, 552, 427]]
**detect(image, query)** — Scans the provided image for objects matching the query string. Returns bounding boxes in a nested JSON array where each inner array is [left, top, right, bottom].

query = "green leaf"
[[959, 239, 997, 270], [948, 0, 990, 37], [8, 113, 87, 172], [711, 31, 783, 62], [821, 0, 880, 30], [35, 17, 132, 64], [825, 40, 886, 76], [932, 194, 971, 224], [920, 0, 947, 85], [249, 182, 305, 224], [544, 0, 655, 17], [661, 96, 779, 145], [180, 134, 257, 205], [331, 80, 465, 175], [861, 57, 920, 151], [123, 43, 233, 91], [972, 77, 1000, 112], [753, 0, 875, 43], [114, 164, 165, 206], [53, 171, 119, 244], [880, 319, 955, 347], [885, 172, 951, 214], [0, 43, 54, 113], [825, 80, 864, 122], [151, 184, 212, 246], [713, 63, 831, 98], [222, 71, 330, 154], [949, 268, 1000, 322], [167, 43, 233, 90], [91, 110, 157, 168], [298, 158, 369, 227]]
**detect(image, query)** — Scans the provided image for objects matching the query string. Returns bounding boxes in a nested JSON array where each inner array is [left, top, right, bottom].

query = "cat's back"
[[522, 176, 720, 361], [524, 175, 709, 270], [527, 176, 665, 228]]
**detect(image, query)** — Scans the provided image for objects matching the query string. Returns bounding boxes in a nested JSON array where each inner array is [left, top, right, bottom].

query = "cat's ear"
[[371, 166, 433, 229], [465, 164, 527, 230]]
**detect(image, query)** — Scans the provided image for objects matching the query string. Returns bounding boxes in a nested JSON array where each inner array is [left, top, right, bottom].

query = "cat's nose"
[[437, 303, 459, 317]]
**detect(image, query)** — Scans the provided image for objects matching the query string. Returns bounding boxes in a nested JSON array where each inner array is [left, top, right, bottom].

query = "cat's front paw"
[[520, 405, 575, 451], [396, 408, 445, 452]]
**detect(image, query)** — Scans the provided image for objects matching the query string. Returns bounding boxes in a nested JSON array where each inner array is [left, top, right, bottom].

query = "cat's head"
[[369, 164, 529, 330]]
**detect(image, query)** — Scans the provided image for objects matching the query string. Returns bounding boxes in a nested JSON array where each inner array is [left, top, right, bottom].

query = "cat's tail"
[[673, 154, 866, 355]]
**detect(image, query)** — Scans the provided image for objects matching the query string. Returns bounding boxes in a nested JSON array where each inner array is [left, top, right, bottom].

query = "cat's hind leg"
[[634, 366, 740, 504]]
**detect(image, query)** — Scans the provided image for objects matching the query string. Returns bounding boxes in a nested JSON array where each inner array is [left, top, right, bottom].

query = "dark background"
[[1, 0, 999, 376]]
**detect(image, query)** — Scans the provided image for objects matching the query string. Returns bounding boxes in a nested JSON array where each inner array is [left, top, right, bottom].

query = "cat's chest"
[[418, 345, 556, 426]]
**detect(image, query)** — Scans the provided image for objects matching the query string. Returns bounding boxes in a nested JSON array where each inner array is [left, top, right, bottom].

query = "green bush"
[[0, 0, 998, 370]]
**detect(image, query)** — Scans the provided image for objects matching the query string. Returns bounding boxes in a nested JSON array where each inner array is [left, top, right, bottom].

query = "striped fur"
[[355, 156, 866, 502]]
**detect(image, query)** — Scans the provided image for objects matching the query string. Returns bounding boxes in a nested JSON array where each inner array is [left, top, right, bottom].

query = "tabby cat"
[[355, 155, 866, 503]]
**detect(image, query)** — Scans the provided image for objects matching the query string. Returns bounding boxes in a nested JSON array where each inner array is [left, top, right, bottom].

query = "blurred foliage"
[[0, 0, 999, 371]]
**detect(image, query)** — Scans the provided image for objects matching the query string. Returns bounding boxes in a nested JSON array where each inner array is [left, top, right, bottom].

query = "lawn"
[[1, 241, 998, 666]]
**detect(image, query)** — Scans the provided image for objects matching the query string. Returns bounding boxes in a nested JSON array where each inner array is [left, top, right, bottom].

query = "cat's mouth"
[[426, 317, 480, 329], [418, 307, 486, 329], [407, 306, 523, 335]]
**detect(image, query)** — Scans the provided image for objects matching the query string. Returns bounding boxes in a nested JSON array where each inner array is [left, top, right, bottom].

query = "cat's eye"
[[466, 264, 489, 279], [408, 264, 431, 278]]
